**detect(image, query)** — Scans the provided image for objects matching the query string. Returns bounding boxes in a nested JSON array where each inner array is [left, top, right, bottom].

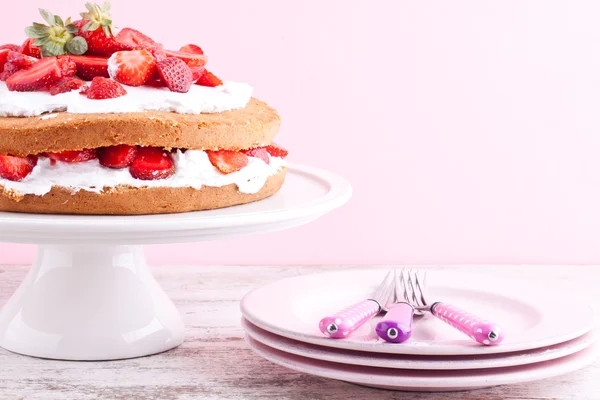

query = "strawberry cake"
[[0, 2, 287, 215]]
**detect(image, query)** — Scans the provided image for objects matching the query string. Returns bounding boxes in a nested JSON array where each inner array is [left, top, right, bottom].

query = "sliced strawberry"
[[155, 58, 193, 93], [19, 38, 41, 58], [196, 69, 223, 87], [242, 147, 270, 164], [57, 57, 77, 78], [81, 76, 127, 100], [0, 155, 37, 182], [6, 51, 37, 68], [164, 49, 207, 67], [49, 77, 85, 96], [129, 147, 175, 180], [47, 149, 97, 163], [0, 44, 20, 52], [264, 143, 289, 158], [206, 150, 249, 174], [108, 49, 156, 86], [179, 44, 204, 55], [116, 28, 159, 51], [67, 55, 109, 81], [5, 57, 62, 92], [73, 19, 132, 57], [98, 145, 138, 169]]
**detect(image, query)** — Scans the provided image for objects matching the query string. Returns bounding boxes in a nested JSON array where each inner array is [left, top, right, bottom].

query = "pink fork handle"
[[319, 299, 381, 338], [432, 302, 504, 345]]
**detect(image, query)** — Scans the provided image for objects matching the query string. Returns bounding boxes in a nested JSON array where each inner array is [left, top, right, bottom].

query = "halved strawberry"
[[73, 19, 132, 57], [47, 149, 97, 163], [241, 147, 270, 164], [98, 145, 138, 169], [5, 57, 63, 92], [196, 69, 223, 87], [0, 44, 20, 52], [206, 150, 249, 174], [108, 49, 156, 86], [81, 76, 127, 100], [164, 49, 207, 67], [67, 55, 109, 80], [129, 147, 174, 180], [264, 143, 289, 158], [49, 77, 85, 96], [179, 44, 204, 55], [156, 57, 193, 93], [0, 155, 37, 181], [19, 38, 41, 58]]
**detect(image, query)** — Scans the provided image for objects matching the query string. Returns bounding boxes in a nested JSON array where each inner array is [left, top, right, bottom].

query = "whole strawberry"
[[156, 57, 193, 93], [73, 2, 131, 56]]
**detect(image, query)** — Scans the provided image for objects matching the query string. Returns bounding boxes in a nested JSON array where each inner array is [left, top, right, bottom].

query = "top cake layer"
[[0, 97, 280, 156]]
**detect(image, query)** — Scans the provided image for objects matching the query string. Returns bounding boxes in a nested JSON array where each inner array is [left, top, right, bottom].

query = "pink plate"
[[245, 335, 599, 391], [241, 269, 595, 355], [242, 318, 597, 370]]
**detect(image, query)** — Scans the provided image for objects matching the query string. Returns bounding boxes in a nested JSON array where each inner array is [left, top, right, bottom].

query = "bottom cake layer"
[[0, 168, 286, 215]]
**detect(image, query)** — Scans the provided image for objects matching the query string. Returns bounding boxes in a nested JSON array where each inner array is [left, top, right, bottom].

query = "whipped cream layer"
[[0, 150, 285, 196], [0, 81, 253, 117]]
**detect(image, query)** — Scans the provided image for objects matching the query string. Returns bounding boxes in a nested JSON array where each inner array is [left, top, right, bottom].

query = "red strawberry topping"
[[0, 155, 37, 182], [0, 44, 20, 52], [129, 147, 174, 180], [116, 28, 160, 52], [19, 38, 41, 58], [242, 147, 270, 164], [196, 69, 223, 87], [155, 57, 193, 93], [49, 77, 85, 96], [179, 44, 204, 55], [47, 149, 97, 163], [5, 57, 63, 92], [98, 145, 138, 169], [81, 76, 127, 100], [206, 150, 249, 174], [0, 64, 21, 81], [108, 49, 156, 86], [264, 143, 289, 158], [67, 55, 109, 80], [189, 66, 204, 82], [6, 51, 37, 68], [57, 56, 77, 78], [73, 19, 132, 57], [0, 49, 9, 73], [164, 49, 207, 67]]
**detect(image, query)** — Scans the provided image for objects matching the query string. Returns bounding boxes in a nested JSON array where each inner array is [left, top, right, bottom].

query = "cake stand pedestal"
[[0, 164, 351, 360]]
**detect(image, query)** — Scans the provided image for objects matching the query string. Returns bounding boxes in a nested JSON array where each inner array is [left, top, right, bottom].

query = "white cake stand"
[[0, 164, 351, 360]]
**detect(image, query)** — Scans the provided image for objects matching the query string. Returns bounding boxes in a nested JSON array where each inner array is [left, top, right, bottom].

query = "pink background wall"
[[2, 1, 600, 265]]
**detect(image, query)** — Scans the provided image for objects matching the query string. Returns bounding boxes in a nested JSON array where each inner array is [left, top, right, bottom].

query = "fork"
[[376, 269, 505, 345], [319, 270, 395, 339]]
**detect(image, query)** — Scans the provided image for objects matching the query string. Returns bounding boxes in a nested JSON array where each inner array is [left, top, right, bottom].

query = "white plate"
[[246, 335, 599, 392], [0, 164, 352, 244], [241, 269, 595, 355], [242, 318, 597, 370]]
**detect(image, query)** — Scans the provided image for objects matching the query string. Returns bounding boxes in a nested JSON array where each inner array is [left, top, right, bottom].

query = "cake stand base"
[[0, 244, 185, 360]]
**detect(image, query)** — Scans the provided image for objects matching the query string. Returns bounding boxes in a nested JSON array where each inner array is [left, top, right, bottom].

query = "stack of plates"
[[240, 270, 597, 391]]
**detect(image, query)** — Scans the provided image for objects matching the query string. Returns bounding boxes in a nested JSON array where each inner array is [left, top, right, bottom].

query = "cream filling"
[[0, 80, 253, 117], [0, 150, 286, 196]]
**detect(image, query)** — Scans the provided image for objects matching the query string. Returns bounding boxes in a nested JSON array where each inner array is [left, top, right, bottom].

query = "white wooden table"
[[0, 265, 597, 400]]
